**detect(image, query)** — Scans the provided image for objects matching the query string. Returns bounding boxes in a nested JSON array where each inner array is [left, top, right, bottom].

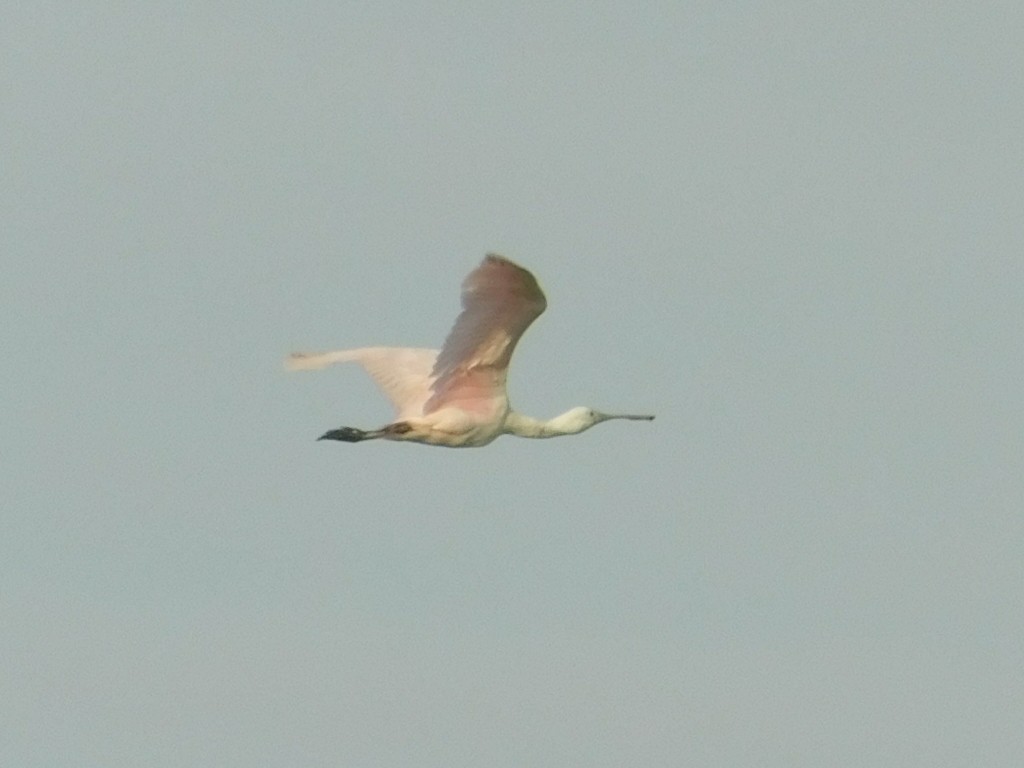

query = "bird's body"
[[287, 254, 653, 447]]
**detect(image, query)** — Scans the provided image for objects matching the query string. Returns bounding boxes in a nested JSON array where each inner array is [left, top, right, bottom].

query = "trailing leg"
[[316, 421, 412, 443], [317, 426, 379, 442]]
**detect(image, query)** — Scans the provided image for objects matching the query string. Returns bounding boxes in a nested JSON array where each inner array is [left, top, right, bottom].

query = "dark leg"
[[317, 421, 411, 443], [318, 426, 374, 442]]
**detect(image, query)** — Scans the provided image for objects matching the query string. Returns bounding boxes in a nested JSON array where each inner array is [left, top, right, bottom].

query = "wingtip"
[[484, 252, 531, 271], [483, 252, 510, 266], [284, 352, 320, 371]]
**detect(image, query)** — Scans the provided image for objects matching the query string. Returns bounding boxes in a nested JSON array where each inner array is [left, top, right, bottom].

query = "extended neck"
[[503, 411, 573, 439], [503, 407, 654, 439]]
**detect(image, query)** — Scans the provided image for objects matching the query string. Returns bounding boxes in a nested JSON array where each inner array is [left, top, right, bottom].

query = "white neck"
[[503, 410, 579, 439]]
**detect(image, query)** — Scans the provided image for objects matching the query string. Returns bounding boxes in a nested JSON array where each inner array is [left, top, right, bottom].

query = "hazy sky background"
[[4, 2, 1023, 766]]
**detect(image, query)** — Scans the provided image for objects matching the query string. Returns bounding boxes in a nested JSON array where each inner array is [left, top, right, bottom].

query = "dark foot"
[[318, 426, 369, 442]]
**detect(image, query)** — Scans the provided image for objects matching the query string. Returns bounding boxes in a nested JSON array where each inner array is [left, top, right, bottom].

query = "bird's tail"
[[285, 350, 361, 371]]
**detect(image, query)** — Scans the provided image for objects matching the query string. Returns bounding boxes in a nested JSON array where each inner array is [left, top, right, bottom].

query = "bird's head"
[[555, 406, 655, 434]]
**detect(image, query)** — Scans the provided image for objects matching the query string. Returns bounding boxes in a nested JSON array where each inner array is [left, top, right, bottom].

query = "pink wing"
[[424, 254, 547, 415], [287, 347, 438, 419]]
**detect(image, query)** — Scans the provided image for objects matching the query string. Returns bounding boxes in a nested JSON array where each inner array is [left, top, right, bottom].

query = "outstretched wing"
[[287, 347, 438, 419], [425, 254, 547, 414]]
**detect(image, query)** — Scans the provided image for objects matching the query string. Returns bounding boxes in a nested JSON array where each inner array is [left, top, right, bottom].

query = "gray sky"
[[4, 2, 1023, 766]]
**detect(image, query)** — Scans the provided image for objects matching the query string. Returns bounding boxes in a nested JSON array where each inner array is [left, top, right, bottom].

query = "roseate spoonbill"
[[286, 254, 653, 447]]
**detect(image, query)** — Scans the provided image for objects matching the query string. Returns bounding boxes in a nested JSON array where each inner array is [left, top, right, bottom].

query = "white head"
[[553, 406, 655, 435]]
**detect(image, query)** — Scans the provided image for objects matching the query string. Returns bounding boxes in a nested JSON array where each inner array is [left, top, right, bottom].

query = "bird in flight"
[[286, 254, 653, 447]]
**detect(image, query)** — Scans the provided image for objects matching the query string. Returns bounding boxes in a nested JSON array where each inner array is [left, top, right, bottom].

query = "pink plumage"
[[287, 254, 652, 447]]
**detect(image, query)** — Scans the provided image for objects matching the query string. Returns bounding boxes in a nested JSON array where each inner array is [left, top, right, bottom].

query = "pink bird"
[[287, 254, 654, 447]]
